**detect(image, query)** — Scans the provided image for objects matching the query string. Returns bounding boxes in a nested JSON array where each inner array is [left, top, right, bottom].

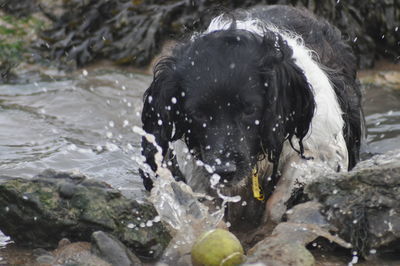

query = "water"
[[362, 76, 400, 156], [0, 66, 150, 199], [0, 65, 400, 255]]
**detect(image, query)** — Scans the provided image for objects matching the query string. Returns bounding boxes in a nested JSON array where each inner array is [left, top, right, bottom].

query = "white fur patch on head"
[[204, 14, 349, 173]]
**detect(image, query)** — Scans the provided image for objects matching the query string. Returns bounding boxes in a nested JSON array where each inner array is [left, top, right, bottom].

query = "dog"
[[139, 5, 364, 230]]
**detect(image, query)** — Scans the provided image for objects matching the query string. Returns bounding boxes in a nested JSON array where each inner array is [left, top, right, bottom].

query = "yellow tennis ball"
[[191, 229, 245, 266]]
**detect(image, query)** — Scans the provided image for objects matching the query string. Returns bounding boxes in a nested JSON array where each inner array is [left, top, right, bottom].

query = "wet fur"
[[139, 5, 364, 229]]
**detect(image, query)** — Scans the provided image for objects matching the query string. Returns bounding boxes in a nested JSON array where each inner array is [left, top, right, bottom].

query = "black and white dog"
[[140, 5, 364, 229]]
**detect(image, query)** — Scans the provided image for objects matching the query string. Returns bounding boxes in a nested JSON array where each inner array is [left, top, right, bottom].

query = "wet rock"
[[244, 202, 351, 266], [246, 240, 315, 266], [91, 231, 142, 266], [37, 240, 111, 266], [0, 60, 18, 83], [306, 150, 400, 257], [0, 169, 171, 261]]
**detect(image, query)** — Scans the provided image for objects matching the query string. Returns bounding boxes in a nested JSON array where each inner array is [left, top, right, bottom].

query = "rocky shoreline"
[[1, 150, 400, 265]]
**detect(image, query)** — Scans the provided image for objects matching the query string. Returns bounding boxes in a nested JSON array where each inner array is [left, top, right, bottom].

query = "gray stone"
[[306, 150, 400, 256], [91, 231, 142, 266]]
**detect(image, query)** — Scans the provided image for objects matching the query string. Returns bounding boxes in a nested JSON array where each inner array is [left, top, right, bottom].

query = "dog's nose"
[[214, 164, 237, 182]]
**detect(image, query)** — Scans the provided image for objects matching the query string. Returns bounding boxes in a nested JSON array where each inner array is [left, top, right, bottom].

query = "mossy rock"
[[0, 169, 171, 261]]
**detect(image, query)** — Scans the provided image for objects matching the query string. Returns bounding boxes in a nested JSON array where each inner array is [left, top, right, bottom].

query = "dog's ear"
[[141, 57, 185, 174], [259, 35, 315, 168]]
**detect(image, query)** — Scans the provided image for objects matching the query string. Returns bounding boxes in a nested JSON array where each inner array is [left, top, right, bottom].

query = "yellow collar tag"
[[252, 168, 265, 201]]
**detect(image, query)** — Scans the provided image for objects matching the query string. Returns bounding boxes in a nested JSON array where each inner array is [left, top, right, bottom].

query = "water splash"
[[133, 126, 242, 263]]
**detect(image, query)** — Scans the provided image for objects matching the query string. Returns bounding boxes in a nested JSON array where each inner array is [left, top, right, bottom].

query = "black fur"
[[140, 5, 363, 203]]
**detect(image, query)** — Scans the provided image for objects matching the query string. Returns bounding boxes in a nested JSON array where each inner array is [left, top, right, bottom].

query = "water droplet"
[[82, 69, 88, 76], [148, 96, 153, 103], [105, 142, 119, 151], [196, 160, 204, 166], [255, 120, 260, 125], [171, 97, 177, 104], [127, 223, 135, 229], [67, 144, 77, 151], [351, 255, 359, 264], [286, 209, 294, 214], [22, 195, 28, 200], [157, 120, 163, 126], [369, 249, 377, 254], [210, 174, 221, 187], [126, 143, 133, 151]]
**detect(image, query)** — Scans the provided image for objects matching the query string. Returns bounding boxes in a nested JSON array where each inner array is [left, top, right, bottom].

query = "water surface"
[[0, 66, 151, 198]]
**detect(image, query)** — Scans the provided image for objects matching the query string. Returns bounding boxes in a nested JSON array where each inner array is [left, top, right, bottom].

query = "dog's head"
[[141, 28, 315, 189]]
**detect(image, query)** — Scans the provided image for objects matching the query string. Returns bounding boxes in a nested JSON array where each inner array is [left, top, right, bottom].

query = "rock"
[[244, 202, 351, 266], [306, 150, 400, 257], [246, 238, 315, 266], [91, 231, 142, 266], [0, 169, 171, 261], [37, 240, 111, 266]]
